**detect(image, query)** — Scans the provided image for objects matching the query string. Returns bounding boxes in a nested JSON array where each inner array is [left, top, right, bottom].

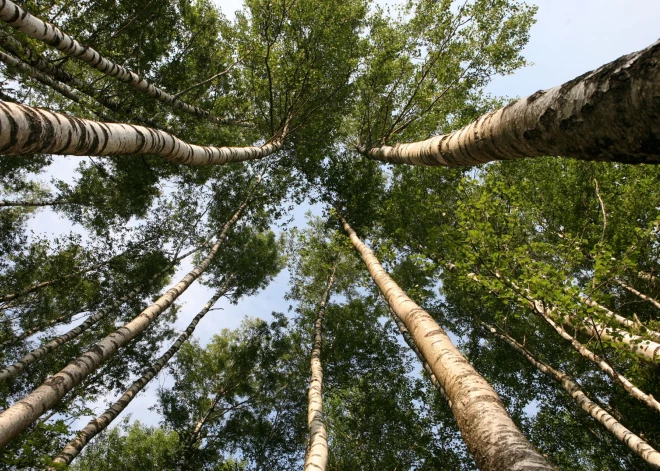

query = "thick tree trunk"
[[617, 279, 660, 311], [485, 324, 660, 469], [385, 304, 449, 401], [532, 300, 660, 414], [0, 33, 167, 130], [0, 102, 282, 166], [360, 40, 660, 166], [50, 286, 228, 466], [304, 266, 336, 471], [0, 0, 247, 127], [0, 186, 255, 446], [338, 214, 553, 471]]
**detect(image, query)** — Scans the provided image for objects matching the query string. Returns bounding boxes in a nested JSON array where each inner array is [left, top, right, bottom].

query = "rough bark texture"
[[304, 266, 336, 471], [0, 32, 167, 130], [617, 279, 660, 310], [532, 300, 660, 414], [486, 324, 660, 469], [0, 101, 282, 166], [338, 214, 553, 471], [51, 287, 227, 466], [0, 0, 245, 126], [361, 40, 660, 166], [0, 192, 252, 446]]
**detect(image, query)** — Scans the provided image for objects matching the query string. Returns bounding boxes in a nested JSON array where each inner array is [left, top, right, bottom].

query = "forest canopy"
[[0, 0, 659, 469]]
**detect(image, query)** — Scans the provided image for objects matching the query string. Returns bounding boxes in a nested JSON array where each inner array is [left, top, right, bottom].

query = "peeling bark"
[[485, 324, 660, 469], [338, 214, 553, 471], [360, 40, 660, 166], [0, 102, 282, 166], [51, 286, 228, 466], [304, 266, 335, 471], [0, 185, 256, 446], [0, 0, 246, 126]]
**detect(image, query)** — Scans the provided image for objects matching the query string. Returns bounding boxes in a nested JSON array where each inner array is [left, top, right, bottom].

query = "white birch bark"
[[51, 286, 228, 466], [0, 0, 246, 126], [304, 266, 335, 471], [485, 324, 660, 469], [0, 50, 114, 121], [360, 40, 660, 166], [0, 187, 255, 446], [0, 102, 282, 166], [638, 271, 658, 285], [0, 199, 69, 207], [617, 279, 660, 311], [531, 300, 660, 414], [0, 32, 167, 130], [338, 214, 553, 471], [581, 296, 660, 341]]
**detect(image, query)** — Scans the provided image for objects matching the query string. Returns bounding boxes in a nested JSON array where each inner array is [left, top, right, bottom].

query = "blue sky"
[[22, 0, 660, 429]]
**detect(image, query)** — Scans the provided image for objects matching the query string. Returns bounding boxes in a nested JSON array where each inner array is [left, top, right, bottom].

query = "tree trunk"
[[0, 49, 112, 121], [304, 265, 336, 471], [617, 279, 660, 311], [638, 271, 658, 285], [0, 32, 167, 130], [0, 102, 283, 166], [385, 304, 449, 401], [531, 300, 660, 414], [0, 183, 256, 446], [338, 214, 553, 471], [0, 199, 69, 207], [50, 285, 228, 466], [581, 296, 660, 341], [359, 40, 660, 166], [484, 323, 660, 469], [0, 0, 248, 127]]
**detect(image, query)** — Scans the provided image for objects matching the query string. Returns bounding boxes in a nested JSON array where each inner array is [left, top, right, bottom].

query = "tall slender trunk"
[[484, 323, 660, 469], [385, 304, 448, 401], [0, 183, 257, 446], [0, 50, 112, 121], [304, 265, 336, 471], [0, 32, 167, 130], [0, 199, 70, 207], [0, 102, 282, 166], [175, 393, 225, 471], [359, 40, 660, 166], [617, 279, 660, 311], [338, 214, 553, 471], [531, 300, 660, 414], [0, 0, 248, 127], [50, 285, 229, 466], [581, 296, 660, 341]]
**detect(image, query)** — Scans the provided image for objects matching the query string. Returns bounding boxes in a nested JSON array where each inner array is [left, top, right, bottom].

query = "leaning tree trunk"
[[484, 323, 660, 469], [531, 300, 660, 414], [0, 32, 167, 130], [50, 284, 229, 466], [359, 40, 660, 166], [0, 184, 256, 447], [617, 279, 660, 311], [338, 214, 553, 471], [0, 102, 283, 166], [304, 266, 336, 471], [0, 50, 112, 121], [0, 0, 248, 127], [0, 199, 70, 208], [580, 296, 660, 341]]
